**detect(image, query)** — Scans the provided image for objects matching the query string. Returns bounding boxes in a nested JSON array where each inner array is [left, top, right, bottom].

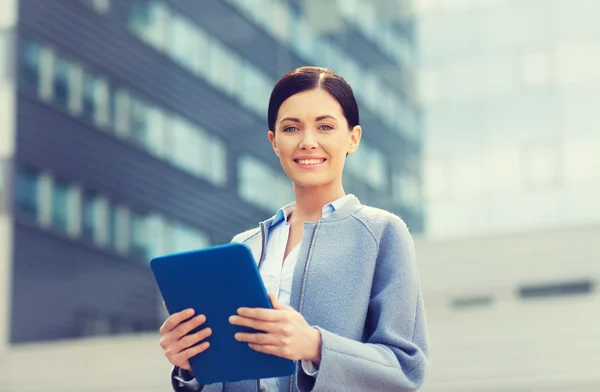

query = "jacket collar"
[[259, 195, 362, 235]]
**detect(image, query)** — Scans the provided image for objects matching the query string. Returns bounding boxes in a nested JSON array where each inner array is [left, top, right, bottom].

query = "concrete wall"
[[414, 225, 600, 391]]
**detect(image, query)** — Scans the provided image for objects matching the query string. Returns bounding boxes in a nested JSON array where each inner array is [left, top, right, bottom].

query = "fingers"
[[229, 315, 275, 332], [178, 327, 213, 351], [234, 332, 280, 345], [159, 309, 195, 335], [172, 314, 207, 339], [236, 307, 282, 322], [248, 343, 281, 357], [168, 341, 211, 369]]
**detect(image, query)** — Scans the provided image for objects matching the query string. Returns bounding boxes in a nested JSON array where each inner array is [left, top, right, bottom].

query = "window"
[[112, 89, 130, 136], [169, 117, 201, 175], [81, 191, 99, 242], [346, 142, 388, 191], [82, 72, 109, 127], [130, 212, 149, 259], [81, 0, 110, 14], [146, 214, 168, 258], [451, 296, 494, 309], [107, 202, 119, 250], [145, 108, 166, 157], [51, 179, 71, 233], [393, 172, 421, 208], [168, 15, 197, 70], [190, 26, 210, 77], [51, 54, 73, 109], [238, 155, 293, 212], [170, 223, 209, 253], [20, 40, 41, 90], [129, 97, 151, 147], [208, 40, 239, 96], [519, 280, 593, 300], [129, 0, 169, 50], [202, 134, 227, 186], [15, 167, 40, 217]]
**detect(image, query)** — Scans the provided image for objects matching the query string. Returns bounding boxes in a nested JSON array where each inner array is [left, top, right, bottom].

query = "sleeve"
[[297, 217, 430, 392], [170, 367, 224, 392], [300, 360, 320, 376]]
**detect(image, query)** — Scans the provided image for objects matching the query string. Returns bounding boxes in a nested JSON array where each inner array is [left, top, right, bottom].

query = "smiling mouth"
[[294, 158, 326, 165]]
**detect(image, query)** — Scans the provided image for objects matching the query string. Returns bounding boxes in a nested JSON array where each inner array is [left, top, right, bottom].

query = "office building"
[[418, 0, 600, 239], [0, 0, 420, 349]]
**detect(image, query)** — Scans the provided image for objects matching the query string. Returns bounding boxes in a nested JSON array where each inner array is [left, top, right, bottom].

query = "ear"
[[347, 125, 362, 155], [268, 130, 279, 157]]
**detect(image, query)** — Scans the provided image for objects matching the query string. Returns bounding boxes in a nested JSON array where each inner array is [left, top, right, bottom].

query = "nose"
[[299, 130, 318, 150]]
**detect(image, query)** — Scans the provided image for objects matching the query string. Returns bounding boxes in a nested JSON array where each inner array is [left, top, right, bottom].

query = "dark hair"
[[267, 66, 360, 132]]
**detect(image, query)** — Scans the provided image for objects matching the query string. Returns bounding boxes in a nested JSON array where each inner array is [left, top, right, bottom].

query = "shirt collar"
[[270, 194, 354, 228]]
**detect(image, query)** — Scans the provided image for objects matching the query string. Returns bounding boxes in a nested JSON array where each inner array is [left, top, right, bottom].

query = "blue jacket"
[[172, 195, 429, 392]]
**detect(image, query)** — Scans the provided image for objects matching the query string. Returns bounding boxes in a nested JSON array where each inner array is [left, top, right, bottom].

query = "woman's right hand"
[[159, 307, 213, 373]]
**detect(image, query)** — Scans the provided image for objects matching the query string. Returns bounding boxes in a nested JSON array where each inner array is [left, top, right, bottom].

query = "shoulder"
[[350, 205, 415, 253], [230, 227, 261, 243], [353, 205, 411, 237]]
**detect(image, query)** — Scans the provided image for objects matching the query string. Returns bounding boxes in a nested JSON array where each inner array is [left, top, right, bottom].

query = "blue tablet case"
[[150, 243, 296, 385]]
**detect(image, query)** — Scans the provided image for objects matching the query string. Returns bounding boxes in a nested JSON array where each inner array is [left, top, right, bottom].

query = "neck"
[[291, 180, 346, 223]]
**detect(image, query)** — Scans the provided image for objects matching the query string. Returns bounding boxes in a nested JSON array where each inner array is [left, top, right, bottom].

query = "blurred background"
[[0, 0, 598, 391]]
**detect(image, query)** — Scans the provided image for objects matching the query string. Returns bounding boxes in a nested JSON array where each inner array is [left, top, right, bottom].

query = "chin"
[[290, 174, 334, 189]]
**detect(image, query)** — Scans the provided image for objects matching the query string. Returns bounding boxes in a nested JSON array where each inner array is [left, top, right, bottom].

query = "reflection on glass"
[[52, 54, 72, 109], [81, 192, 98, 241], [16, 167, 40, 217], [130, 212, 148, 259], [20, 40, 41, 89], [51, 179, 70, 233]]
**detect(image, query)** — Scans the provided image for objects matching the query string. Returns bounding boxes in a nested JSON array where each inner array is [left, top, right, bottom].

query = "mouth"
[[294, 158, 327, 167]]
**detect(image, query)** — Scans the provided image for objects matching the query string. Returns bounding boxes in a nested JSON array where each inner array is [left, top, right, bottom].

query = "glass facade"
[[8, 0, 419, 344], [418, 0, 600, 238]]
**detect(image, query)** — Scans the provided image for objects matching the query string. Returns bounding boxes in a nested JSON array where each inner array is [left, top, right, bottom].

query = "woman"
[[159, 66, 429, 392]]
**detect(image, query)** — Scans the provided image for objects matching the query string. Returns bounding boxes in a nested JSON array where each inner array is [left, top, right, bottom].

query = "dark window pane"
[[51, 179, 70, 232], [519, 280, 593, 300], [108, 89, 118, 131], [15, 167, 39, 216], [107, 203, 118, 249], [53, 55, 71, 108], [81, 192, 97, 240], [130, 98, 149, 146], [452, 296, 494, 309], [130, 212, 148, 259], [82, 73, 98, 118], [20, 40, 41, 89]]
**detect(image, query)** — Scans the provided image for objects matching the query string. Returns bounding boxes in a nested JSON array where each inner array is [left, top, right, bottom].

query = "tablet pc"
[[150, 242, 296, 385]]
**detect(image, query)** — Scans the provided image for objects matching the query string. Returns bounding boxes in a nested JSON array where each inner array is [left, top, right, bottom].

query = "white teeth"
[[297, 159, 324, 165]]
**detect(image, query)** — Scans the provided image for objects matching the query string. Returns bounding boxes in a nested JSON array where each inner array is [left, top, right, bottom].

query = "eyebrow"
[[279, 115, 337, 124]]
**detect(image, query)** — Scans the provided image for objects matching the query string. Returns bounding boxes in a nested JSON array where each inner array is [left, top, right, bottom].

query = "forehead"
[[277, 89, 343, 118]]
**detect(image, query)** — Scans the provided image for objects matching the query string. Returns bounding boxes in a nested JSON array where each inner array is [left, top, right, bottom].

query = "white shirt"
[[177, 195, 354, 392]]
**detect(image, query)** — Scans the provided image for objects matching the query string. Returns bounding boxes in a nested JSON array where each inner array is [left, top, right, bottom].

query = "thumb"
[[268, 292, 290, 310]]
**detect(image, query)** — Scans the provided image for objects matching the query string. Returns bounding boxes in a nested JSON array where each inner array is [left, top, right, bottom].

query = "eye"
[[283, 126, 299, 133], [319, 124, 334, 131]]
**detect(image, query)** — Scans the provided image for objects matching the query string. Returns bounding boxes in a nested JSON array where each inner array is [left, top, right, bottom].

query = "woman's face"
[[268, 88, 361, 189]]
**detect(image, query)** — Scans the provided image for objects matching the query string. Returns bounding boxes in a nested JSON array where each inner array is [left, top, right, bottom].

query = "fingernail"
[[229, 316, 237, 323], [186, 309, 194, 316], [196, 315, 204, 321], [234, 333, 240, 340]]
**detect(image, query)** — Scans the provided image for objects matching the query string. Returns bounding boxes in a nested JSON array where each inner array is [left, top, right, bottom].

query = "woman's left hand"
[[229, 293, 322, 363]]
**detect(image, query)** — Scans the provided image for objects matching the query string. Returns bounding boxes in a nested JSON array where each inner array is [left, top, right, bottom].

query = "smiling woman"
[[159, 67, 430, 392]]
